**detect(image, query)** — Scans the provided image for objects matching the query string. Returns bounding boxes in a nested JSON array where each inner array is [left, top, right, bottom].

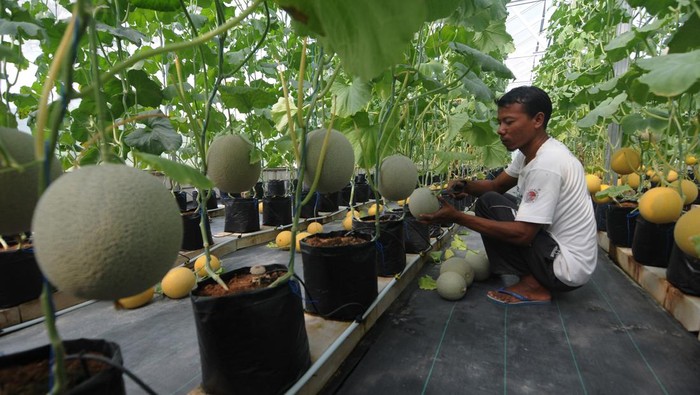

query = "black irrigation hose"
[[64, 352, 158, 395], [292, 274, 367, 323]]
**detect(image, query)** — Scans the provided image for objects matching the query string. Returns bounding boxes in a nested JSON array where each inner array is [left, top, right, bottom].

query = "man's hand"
[[446, 179, 468, 199], [418, 196, 461, 224]]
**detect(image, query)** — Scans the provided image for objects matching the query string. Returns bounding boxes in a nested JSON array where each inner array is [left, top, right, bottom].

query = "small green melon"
[[207, 134, 261, 193], [32, 164, 183, 300], [0, 127, 62, 236], [408, 187, 440, 218], [436, 271, 467, 301], [464, 250, 490, 281], [304, 128, 355, 193], [377, 154, 418, 201], [440, 257, 475, 286]]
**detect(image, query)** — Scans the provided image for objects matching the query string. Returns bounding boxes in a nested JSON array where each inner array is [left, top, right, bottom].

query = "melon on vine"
[[408, 187, 440, 218], [674, 208, 700, 258], [669, 179, 698, 205], [638, 187, 683, 224], [0, 127, 62, 236], [304, 128, 355, 193], [207, 134, 261, 193], [32, 164, 183, 300], [377, 154, 418, 201], [610, 148, 641, 175]]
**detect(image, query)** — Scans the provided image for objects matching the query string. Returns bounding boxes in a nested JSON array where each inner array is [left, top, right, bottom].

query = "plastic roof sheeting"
[[505, 0, 553, 90]]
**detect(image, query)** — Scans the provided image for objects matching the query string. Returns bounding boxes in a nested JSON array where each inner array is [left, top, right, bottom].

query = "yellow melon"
[[307, 222, 324, 234], [368, 203, 383, 216], [161, 267, 196, 299], [32, 164, 183, 300], [611, 147, 641, 175], [623, 173, 641, 189], [0, 127, 62, 235], [585, 174, 602, 194], [342, 216, 353, 230], [670, 179, 699, 205], [638, 187, 684, 224], [276, 230, 292, 248], [194, 255, 221, 277], [295, 231, 311, 250], [116, 287, 155, 309], [674, 208, 700, 258], [686, 155, 697, 166], [592, 184, 612, 204]]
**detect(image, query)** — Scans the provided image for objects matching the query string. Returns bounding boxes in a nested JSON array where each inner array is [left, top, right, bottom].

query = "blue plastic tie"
[[626, 210, 640, 246]]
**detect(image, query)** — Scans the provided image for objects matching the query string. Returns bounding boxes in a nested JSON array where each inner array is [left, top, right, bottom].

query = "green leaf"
[[0, 101, 18, 128], [455, 64, 493, 101], [123, 110, 182, 155], [127, 69, 164, 108], [130, 0, 180, 12], [577, 93, 627, 128], [463, 119, 499, 146], [270, 96, 298, 131], [449, 42, 514, 78], [95, 22, 148, 45], [620, 113, 647, 135], [330, 78, 371, 118], [0, 19, 44, 38], [418, 275, 437, 290], [219, 85, 278, 113], [668, 12, 700, 54], [470, 21, 513, 54], [134, 152, 214, 190], [624, 0, 677, 16], [603, 30, 636, 62], [281, 0, 429, 80], [636, 50, 700, 97], [425, 0, 461, 21]]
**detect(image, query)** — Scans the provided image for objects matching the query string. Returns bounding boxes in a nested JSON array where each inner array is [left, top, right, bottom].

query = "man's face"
[[496, 103, 542, 151]]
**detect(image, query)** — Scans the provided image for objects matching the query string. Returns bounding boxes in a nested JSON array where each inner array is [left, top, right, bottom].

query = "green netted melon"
[[440, 257, 475, 286], [464, 251, 490, 281], [408, 187, 440, 218], [0, 127, 62, 235], [436, 271, 467, 301], [206, 134, 261, 193], [304, 128, 355, 193], [32, 164, 183, 300], [377, 154, 418, 201]]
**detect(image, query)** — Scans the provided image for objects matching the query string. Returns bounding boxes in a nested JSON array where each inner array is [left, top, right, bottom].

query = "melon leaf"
[[418, 275, 437, 290]]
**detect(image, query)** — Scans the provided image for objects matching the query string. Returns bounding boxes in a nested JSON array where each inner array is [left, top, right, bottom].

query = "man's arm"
[[450, 170, 518, 197], [420, 199, 542, 245]]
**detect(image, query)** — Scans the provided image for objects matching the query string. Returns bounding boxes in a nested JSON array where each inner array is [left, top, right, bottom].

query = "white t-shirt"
[[504, 138, 598, 286]]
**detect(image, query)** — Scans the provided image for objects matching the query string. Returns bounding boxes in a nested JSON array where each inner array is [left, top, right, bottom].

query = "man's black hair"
[[496, 86, 552, 129]]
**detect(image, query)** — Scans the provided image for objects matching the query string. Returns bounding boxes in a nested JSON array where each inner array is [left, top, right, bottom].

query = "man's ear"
[[533, 112, 545, 128]]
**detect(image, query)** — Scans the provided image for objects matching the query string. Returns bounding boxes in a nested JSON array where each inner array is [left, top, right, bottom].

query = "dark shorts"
[[474, 191, 578, 292]]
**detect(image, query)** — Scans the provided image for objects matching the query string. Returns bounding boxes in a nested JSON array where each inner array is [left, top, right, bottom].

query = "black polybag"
[[224, 197, 260, 233], [352, 214, 406, 276], [0, 338, 126, 395], [667, 242, 700, 296], [262, 196, 292, 226], [631, 216, 674, 267], [300, 231, 377, 321], [190, 265, 311, 395]]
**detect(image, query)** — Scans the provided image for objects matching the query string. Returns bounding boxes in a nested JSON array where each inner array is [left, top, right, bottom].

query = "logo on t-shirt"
[[524, 189, 538, 203]]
